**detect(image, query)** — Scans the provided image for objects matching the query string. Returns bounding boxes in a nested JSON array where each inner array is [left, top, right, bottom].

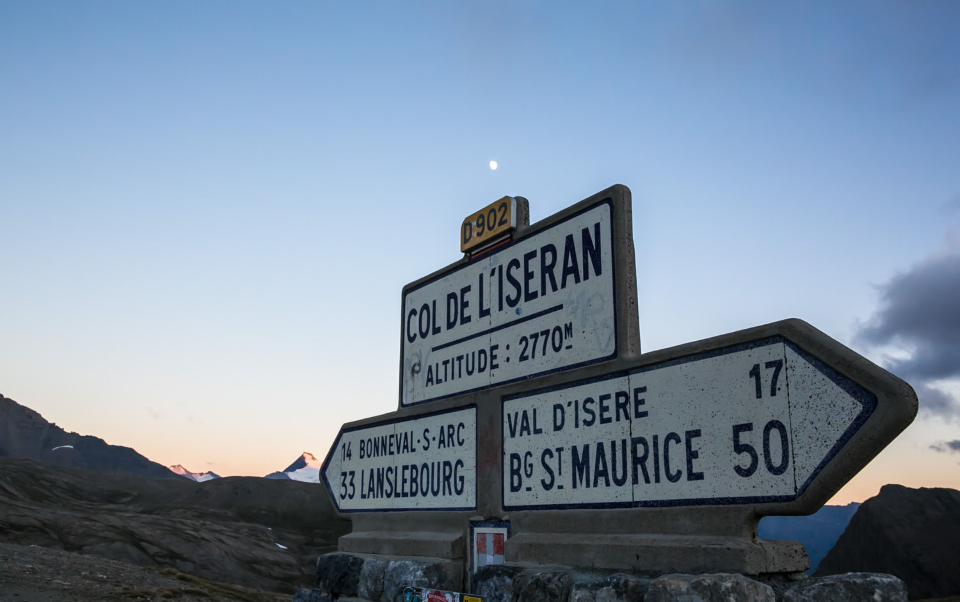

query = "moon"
[[489, 160, 498, 170]]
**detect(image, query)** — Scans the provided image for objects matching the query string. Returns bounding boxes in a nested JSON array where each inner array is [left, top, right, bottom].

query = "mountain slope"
[[759, 503, 860, 573], [0, 457, 350, 593], [170, 464, 221, 482], [0, 394, 182, 479], [816, 484, 960, 599], [264, 452, 321, 483]]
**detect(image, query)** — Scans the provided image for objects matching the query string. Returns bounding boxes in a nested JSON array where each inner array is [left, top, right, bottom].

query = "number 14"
[[749, 360, 783, 399]]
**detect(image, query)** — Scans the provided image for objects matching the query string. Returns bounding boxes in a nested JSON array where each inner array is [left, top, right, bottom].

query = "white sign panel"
[[502, 339, 875, 509], [402, 201, 617, 406], [322, 407, 477, 512]]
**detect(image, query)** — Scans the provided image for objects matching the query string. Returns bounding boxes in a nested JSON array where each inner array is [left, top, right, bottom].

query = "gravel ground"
[[0, 542, 291, 602]]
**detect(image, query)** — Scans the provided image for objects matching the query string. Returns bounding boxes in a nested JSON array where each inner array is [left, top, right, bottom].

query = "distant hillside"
[[0, 394, 181, 479], [170, 464, 221, 482], [264, 451, 322, 482], [759, 503, 860, 573], [817, 484, 960, 600], [0, 457, 350, 593]]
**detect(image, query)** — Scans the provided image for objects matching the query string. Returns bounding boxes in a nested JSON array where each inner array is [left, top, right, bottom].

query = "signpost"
[[322, 406, 477, 512], [319, 184, 917, 588], [502, 338, 874, 510], [401, 199, 624, 406]]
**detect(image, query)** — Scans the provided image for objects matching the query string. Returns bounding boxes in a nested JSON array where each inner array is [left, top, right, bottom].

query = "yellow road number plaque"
[[460, 196, 517, 253]]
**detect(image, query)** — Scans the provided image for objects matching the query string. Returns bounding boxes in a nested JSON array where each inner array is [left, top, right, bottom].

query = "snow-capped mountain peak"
[[263, 452, 321, 483], [169, 464, 221, 482]]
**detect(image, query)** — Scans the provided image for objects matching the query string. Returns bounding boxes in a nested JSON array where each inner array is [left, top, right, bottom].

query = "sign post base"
[[504, 533, 808, 575]]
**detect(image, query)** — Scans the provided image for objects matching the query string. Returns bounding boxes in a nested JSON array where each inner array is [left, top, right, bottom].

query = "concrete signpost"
[[317, 184, 917, 601], [400, 200, 621, 406], [502, 338, 874, 510], [323, 407, 477, 512]]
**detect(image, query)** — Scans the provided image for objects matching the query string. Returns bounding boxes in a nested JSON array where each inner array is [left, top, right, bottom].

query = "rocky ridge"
[[0, 393, 182, 479], [817, 484, 960, 600], [0, 457, 350, 593]]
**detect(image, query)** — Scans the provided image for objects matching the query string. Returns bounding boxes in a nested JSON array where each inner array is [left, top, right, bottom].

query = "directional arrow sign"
[[321, 406, 477, 513], [502, 336, 893, 510]]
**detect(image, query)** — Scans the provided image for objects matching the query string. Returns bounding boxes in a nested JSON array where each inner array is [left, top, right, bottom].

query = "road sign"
[[502, 337, 878, 510], [321, 406, 477, 512], [402, 200, 618, 406], [461, 196, 517, 254]]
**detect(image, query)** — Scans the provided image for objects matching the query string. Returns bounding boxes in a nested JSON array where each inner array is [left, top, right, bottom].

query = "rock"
[[783, 573, 907, 602], [360, 557, 389, 601], [471, 564, 526, 602], [315, 553, 365, 597], [646, 573, 775, 602], [756, 573, 809, 602], [512, 568, 573, 602], [816, 484, 960, 600], [293, 589, 330, 602], [383, 559, 457, 602], [569, 573, 650, 602]]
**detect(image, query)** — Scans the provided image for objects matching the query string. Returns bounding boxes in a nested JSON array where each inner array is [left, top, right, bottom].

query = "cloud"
[[855, 253, 960, 417], [145, 406, 161, 420], [929, 440, 960, 454]]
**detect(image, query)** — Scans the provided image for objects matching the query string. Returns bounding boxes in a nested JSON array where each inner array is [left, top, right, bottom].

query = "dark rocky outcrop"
[[0, 394, 180, 479], [816, 484, 960, 599], [0, 457, 351, 593]]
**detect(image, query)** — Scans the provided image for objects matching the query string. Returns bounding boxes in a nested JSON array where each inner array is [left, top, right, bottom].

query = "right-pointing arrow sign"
[[502, 322, 915, 512], [785, 343, 875, 497]]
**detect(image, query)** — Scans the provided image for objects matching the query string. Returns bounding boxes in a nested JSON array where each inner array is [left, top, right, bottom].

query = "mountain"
[[0, 457, 350, 593], [170, 464, 221, 482], [759, 503, 860, 573], [0, 394, 183, 479], [264, 452, 322, 483], [816, 484, 960, 600]]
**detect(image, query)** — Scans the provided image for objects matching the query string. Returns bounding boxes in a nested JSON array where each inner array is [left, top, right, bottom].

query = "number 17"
[[749, 360, 783, 399]]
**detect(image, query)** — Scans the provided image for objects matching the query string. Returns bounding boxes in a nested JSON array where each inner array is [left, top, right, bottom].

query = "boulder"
[[646, 573, 775, 602], [471, 564, 526, 602], [383, 559, 457, 602], [783, 573, 907, 602], [315, 553, 365, 597], [359, 557, 389, 601], [512, 568, 573, 602], [569, 573, 649, 602]]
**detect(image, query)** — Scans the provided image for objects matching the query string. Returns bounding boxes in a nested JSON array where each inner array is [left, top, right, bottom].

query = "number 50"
[[732, 420, 790, 478]]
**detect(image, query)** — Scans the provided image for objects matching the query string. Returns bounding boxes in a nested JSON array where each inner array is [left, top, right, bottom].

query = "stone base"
[[307, 553, 906, 602], [340, 531, 464, 560], [505, 533, 809, 575], [315, 552, 462, 602], [469, 568, 908, 602]]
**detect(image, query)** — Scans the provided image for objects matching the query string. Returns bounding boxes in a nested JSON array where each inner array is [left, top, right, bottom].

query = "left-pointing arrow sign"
[[321, 406, 478, 513]]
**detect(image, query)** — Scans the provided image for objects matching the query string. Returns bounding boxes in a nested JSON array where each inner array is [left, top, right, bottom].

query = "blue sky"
[[1, 1, 958, 500]]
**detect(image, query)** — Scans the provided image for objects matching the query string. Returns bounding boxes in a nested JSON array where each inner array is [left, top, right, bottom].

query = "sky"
[[1, 1, 958, 505]]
